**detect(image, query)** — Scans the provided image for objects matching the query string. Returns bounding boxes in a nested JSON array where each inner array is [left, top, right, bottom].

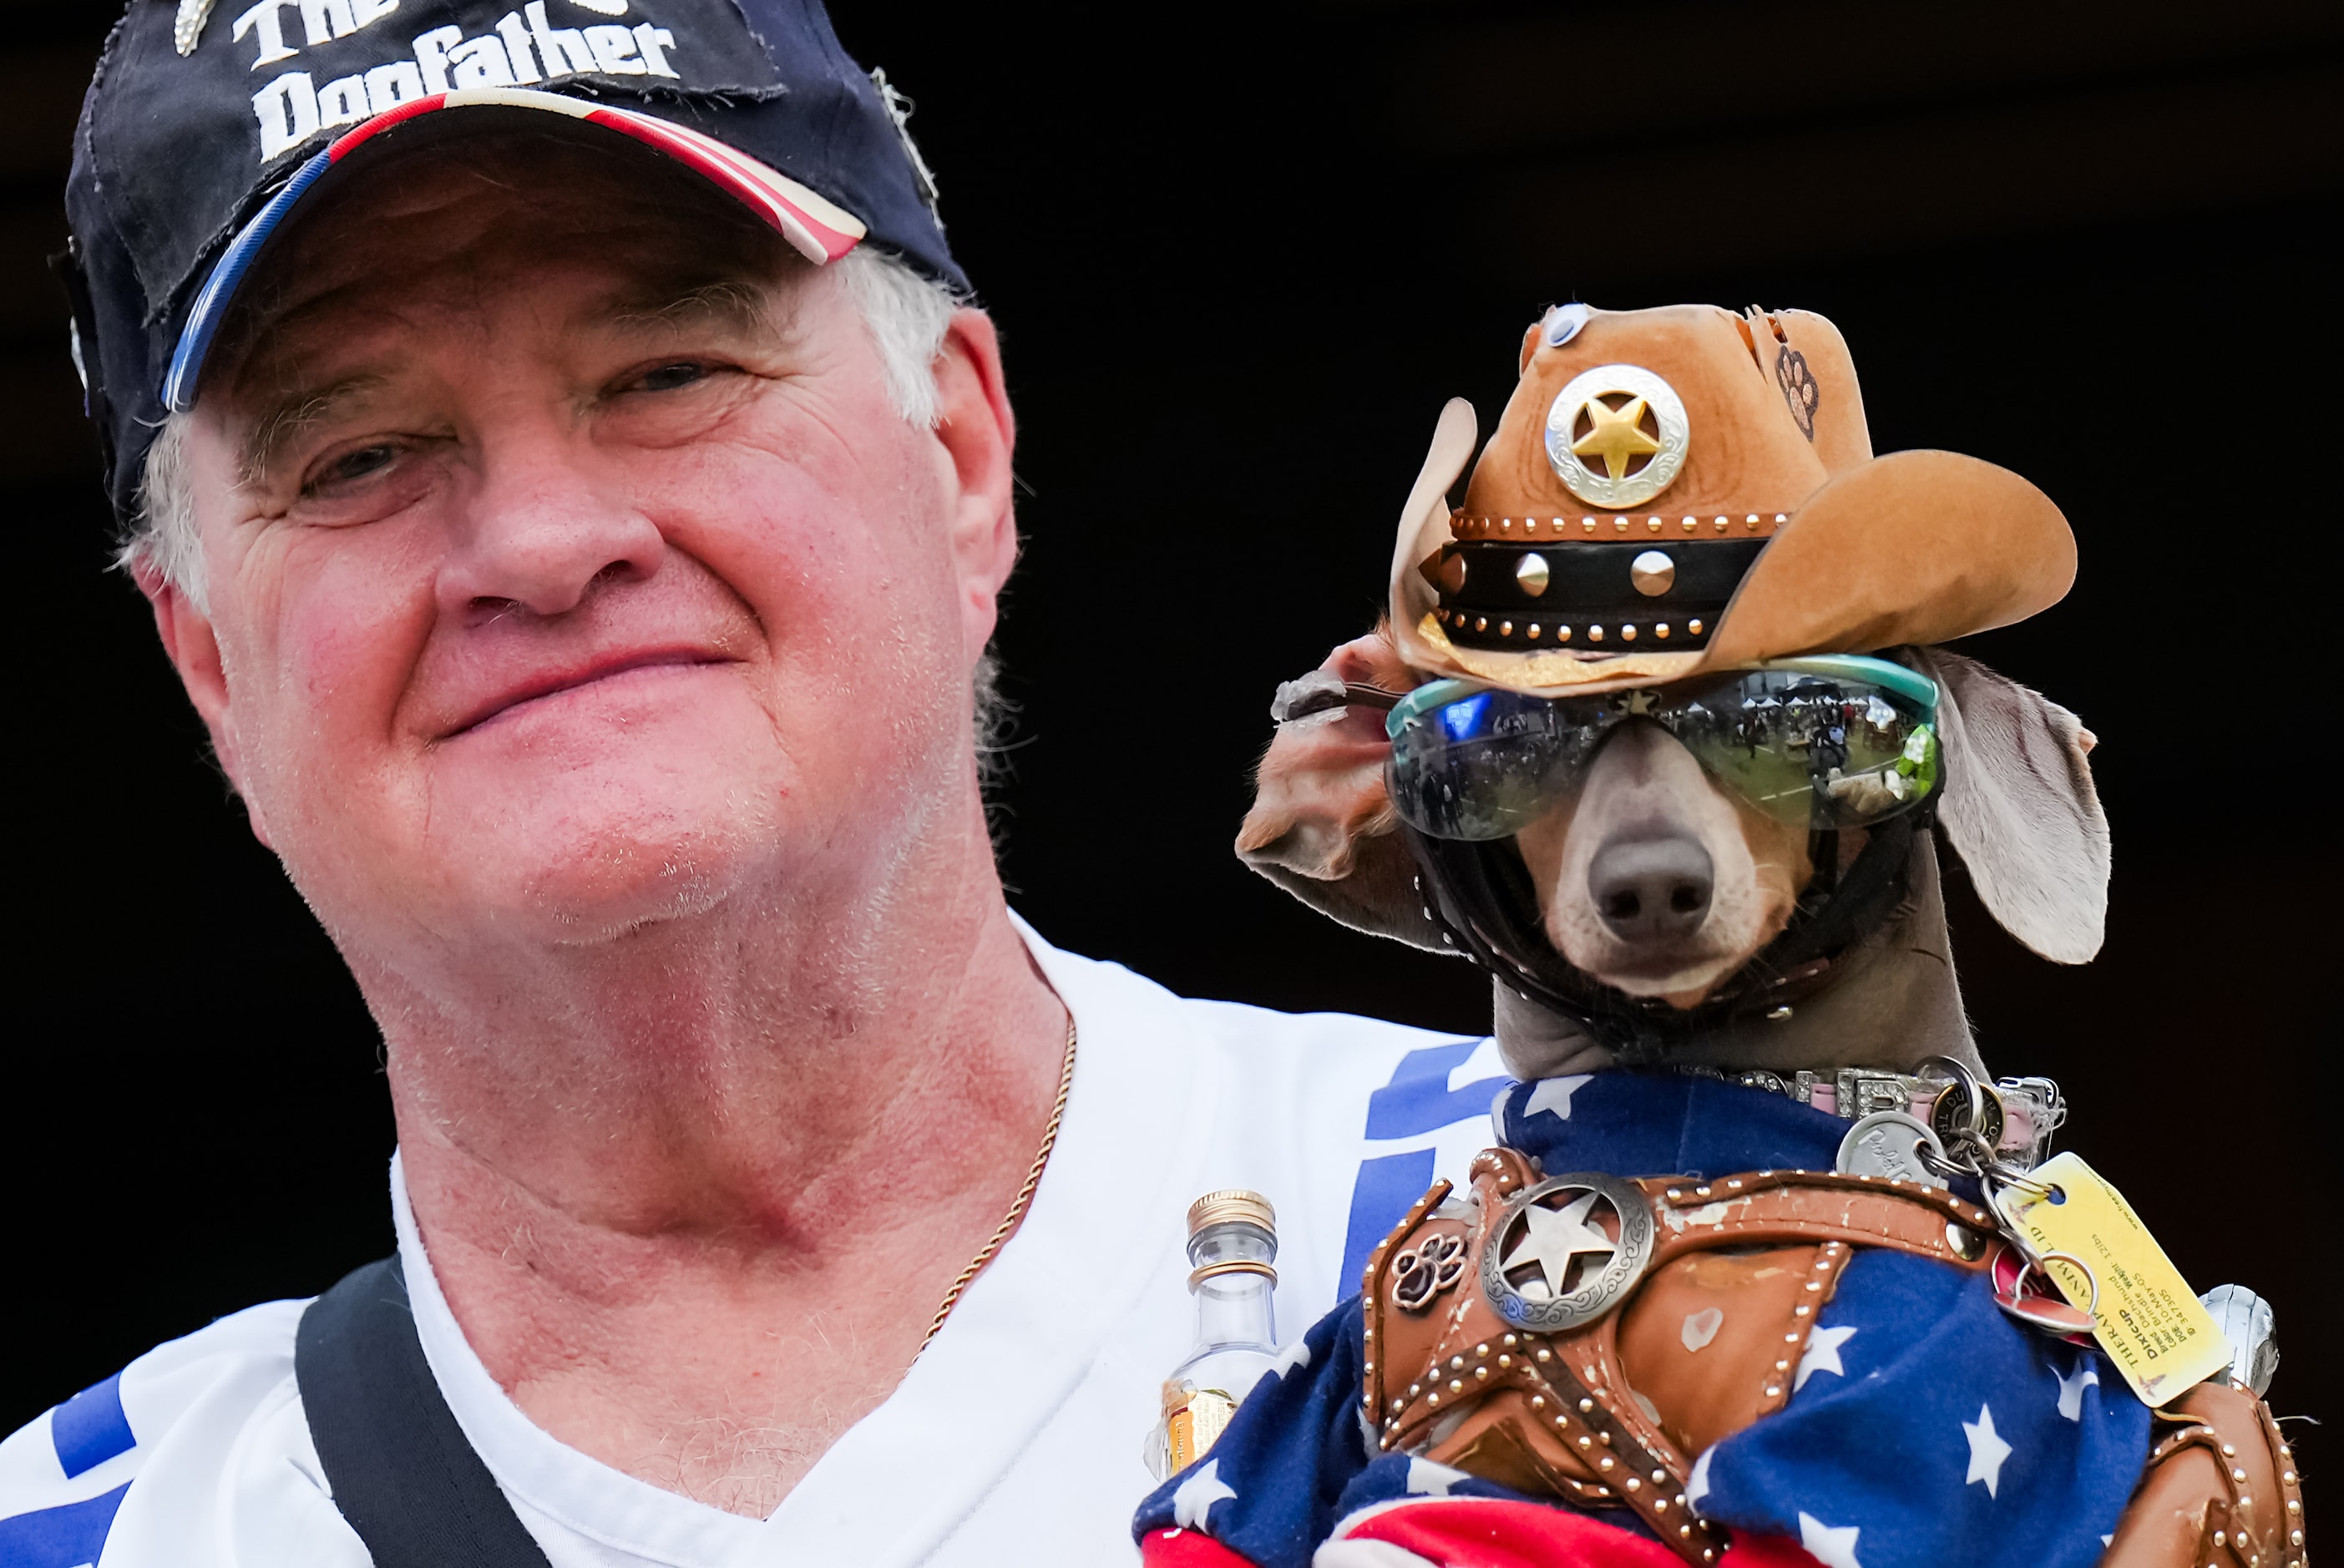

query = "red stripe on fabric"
[[1720, 1532, 1824, 1567], [1140, 1526, 1260, 1567], [312, 95, 855, 262], [583, 108, 858, 258], [1338, 1496, 1683, 1566], [327, 93, 452, 161], [651, 126, 859, 252]]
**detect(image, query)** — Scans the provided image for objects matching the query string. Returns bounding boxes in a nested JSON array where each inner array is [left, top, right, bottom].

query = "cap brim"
[[163, 89, 869, 412]]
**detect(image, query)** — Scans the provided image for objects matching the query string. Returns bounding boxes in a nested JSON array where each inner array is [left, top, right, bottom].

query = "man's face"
[[155, 132, 1016, 967]]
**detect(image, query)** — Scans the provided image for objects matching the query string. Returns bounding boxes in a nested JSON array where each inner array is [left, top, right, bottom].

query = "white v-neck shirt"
[[3, 920, 1507, 1567]]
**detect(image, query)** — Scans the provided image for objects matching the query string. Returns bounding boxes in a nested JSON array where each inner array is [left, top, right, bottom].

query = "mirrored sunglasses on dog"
[[1385, 655, 1941, 842]]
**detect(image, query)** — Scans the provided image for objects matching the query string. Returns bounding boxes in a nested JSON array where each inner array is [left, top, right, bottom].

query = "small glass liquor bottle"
[[1145, 1189, 1280, 1480]]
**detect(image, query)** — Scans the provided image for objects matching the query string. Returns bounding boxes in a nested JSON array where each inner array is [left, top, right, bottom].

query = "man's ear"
[[139, 563, 268, 845], [1235, 630, 1450, 951], [929, 306, 1019, 661], [1907, 646, 2107, 963]]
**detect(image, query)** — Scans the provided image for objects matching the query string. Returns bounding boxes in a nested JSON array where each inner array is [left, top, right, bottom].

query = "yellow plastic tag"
[[1992, 1151, 2229, 1406]]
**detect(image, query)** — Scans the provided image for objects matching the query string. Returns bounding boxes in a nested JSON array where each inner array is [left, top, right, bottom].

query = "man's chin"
[[520, 856, 740, 945], [397, 812, 782, 951]]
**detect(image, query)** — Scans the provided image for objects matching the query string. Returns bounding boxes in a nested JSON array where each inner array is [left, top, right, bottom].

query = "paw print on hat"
[[1775, 346, 1822, 440]]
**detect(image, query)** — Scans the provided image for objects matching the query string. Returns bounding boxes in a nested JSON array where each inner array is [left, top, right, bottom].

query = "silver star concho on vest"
[[1543, 363, 1690, 509], [1480, 1171, 1654, 1333]]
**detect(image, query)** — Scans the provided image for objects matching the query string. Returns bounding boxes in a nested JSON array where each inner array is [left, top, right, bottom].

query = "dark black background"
[[7, 0, 2337, 1500]]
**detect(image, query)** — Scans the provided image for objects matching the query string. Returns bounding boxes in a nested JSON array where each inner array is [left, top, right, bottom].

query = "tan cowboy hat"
[[1389, 303, 2076, 695]]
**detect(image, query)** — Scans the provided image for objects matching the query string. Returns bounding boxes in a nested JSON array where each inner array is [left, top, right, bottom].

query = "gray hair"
[[124, 247, 1020, 805]]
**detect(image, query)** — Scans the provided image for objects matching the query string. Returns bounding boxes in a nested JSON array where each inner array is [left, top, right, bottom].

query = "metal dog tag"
[[1929, 1077, 2006, 1154], [1835, 1111, 1949, 1188]]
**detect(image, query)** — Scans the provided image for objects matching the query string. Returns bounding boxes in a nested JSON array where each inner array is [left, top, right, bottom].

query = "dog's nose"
[[1587, 835, 1714, 943]]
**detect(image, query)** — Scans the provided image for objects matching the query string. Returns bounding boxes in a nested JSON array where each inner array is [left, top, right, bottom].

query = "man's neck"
[[368, 809, 1068, 1518]]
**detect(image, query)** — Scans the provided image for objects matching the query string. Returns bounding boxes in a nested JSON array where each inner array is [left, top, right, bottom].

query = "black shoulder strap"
[[296, 1256, 554, 1568]]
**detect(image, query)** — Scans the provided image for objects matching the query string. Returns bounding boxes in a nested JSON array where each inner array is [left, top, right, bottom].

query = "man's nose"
[[438, 438, 666, 620], [1586, 832, 1715, 943]]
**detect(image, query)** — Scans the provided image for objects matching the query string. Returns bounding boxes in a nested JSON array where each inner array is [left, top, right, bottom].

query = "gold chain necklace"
[[919, 1014, 1078, 1352]]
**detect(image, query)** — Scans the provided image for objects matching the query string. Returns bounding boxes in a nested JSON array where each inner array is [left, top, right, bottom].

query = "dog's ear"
[[1907, 646, 2109, 964], [1236, 630, 1450, 951]]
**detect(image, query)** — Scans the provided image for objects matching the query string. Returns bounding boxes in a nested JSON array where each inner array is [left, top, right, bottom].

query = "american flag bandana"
[[1135, 1072, 2151, 1568]]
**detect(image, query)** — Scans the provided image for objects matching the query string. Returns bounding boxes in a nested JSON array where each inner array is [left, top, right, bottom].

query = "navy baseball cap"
[[62, 0, 964, 523]]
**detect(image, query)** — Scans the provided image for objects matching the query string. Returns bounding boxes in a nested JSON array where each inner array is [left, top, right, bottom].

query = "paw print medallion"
[[1392, 1232, 1468, 1313]]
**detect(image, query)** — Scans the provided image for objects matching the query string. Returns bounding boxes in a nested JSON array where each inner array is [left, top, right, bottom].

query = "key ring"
[[2022, 1249, 2101, 1319], [1990, 1242, 2101, 1338], [1918, 1054, 1985, 1136], [1919, 1143, 1976, 1180], [1983, 1161, 2059, 1201]]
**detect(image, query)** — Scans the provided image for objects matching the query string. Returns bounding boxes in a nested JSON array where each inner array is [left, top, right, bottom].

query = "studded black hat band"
[[1422, 537, 1765, 653]]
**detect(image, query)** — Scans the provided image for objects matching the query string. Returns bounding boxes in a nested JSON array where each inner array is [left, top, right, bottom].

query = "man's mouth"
[[443, 650, 731, 738]]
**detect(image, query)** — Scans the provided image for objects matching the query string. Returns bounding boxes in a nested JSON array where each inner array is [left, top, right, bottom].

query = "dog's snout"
[[1587, 835, 1715, 943]]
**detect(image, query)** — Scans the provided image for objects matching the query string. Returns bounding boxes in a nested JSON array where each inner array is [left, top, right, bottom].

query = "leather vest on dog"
[[1362, 1149, 2305, 1568]]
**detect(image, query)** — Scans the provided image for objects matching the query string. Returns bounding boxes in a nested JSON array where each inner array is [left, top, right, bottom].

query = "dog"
[[1238, 624, 2107, 1087], [1131, 304, 2292, 1568]]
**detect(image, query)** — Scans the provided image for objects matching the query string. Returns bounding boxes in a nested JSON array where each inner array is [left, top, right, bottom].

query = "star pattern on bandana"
[[2055, 1361, 2099, 1422], [1130, 1074, 2160, 1568], [1172, 1459, 1237, 1531], [1406, 1458, 1469, 1496], [1795, 1323, 1858, 1391], [1523, 1075, 1593, 1122], [1268, 1338, 1314, 1380], [1685, 1448, 1714, 1509], [1799, 1512, 1866, 1568], [1963, 1404, 2013, 1497]]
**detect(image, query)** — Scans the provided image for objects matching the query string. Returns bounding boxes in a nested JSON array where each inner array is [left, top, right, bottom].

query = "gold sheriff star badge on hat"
[[1544, 363, 1692, 508], [1573, 396, 1663, 479]]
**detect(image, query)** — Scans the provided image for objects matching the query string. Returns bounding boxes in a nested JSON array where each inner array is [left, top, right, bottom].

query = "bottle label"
[[1165, 1388, 1238, 1471]]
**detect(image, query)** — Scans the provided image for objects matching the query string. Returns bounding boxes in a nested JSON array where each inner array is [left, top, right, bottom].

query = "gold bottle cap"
[[1187, 1188, 1275, 1237]]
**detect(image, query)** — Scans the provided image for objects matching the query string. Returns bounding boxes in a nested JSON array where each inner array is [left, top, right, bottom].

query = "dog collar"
[[1675, 1064, 2065, 1168]]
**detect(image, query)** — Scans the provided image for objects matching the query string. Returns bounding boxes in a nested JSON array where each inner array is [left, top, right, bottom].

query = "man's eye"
[[635, 362, 708, 392], [311, 443, 398, 489]]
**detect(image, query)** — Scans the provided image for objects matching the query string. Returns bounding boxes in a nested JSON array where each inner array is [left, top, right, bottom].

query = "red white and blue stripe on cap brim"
[[163, 87, 868, 412]]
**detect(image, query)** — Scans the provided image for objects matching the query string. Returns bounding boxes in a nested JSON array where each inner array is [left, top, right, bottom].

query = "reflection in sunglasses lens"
[[1390, 671, 1938, 842]]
